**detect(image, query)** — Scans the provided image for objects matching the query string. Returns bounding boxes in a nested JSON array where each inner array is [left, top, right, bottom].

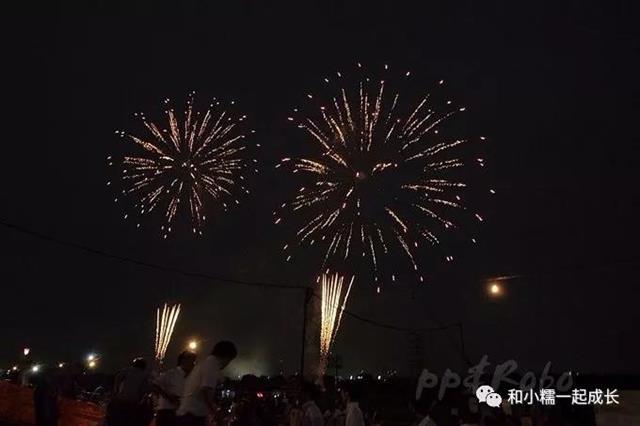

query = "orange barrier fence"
[[0, 381, 105, 425]]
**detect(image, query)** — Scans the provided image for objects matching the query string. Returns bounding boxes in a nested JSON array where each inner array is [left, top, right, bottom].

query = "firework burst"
[[319, 272, 353, 375], [108, 92, 258, 237], [155, 303, 181, 363], [276, 64, 490, 290]]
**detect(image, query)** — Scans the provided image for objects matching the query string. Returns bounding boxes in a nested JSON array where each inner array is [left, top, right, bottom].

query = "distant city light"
[[377, 375, 382, 380], [488, 282, 503, 297], [86, 353, 100, 369], [31, 365, 40, 373], [58, 363, 65, 368], [23, 348, 30, 357], [188, 340, 199, 351], [12, 366, 18, 371]]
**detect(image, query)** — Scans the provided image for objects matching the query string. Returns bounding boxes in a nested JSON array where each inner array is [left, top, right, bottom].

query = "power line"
[[0, 220, 298, 290], [0, 219, 458, 333]]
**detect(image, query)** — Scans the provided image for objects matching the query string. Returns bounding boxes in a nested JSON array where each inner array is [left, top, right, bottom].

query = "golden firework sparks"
[[155, 303, 181, 363], [276, 65, 490, 291], [109, 92, 258, 238], [319, 272, 354, 375]]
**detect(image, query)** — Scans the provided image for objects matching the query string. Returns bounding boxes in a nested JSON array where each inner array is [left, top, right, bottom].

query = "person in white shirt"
[[300, 381, 324, 426], [176, 340, 237, 426], [340, 383, 364, 426], [155, 351, 197, 426]]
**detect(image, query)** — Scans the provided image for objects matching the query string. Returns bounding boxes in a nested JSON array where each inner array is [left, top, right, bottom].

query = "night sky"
[[1, 1, 639, 378]]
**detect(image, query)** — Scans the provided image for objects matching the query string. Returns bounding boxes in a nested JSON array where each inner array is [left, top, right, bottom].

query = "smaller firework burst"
[[155, 303, 181, 363], [108, 92, 258, 238], [319, 272, 354, 375]]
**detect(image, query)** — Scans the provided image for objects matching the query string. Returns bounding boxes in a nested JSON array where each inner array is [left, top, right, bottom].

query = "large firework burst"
[[276, 65, 490, 290], [108, 92, 258, 237]]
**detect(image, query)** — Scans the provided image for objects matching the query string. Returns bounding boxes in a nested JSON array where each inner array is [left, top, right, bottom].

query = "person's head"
[[300, 381, 319, 402], [131, 357, 147, 371], [211, 340, 237, 369], [177, 351, 197, 374]]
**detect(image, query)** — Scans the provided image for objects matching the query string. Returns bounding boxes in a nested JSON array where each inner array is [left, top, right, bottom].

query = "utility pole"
[[456, 322, 472, 367]]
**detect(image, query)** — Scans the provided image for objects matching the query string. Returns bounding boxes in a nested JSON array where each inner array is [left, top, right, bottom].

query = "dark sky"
[[1, 1, 639, 377]]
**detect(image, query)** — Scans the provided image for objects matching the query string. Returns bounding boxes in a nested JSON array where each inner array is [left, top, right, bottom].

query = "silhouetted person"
[[106, 357, 152, 426], [33, 367, 59, 426], [155, 351, 197, 426], [58, 362, 83, 399], [300, 381, 324, 426], [340, 383, 364, 426], [177, 340, 238, 426], [233, 375, 262, 426]]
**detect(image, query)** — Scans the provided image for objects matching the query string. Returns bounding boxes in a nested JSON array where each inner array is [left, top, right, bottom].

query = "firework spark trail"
[[108, 92, 258, 238], [319, 272, 354, 375], [276, 65, 490, 291], [155, 303, 181, 363]]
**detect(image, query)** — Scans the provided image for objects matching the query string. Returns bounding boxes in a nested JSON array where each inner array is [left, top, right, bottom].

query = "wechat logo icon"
[[476, 385, 502, 408]]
